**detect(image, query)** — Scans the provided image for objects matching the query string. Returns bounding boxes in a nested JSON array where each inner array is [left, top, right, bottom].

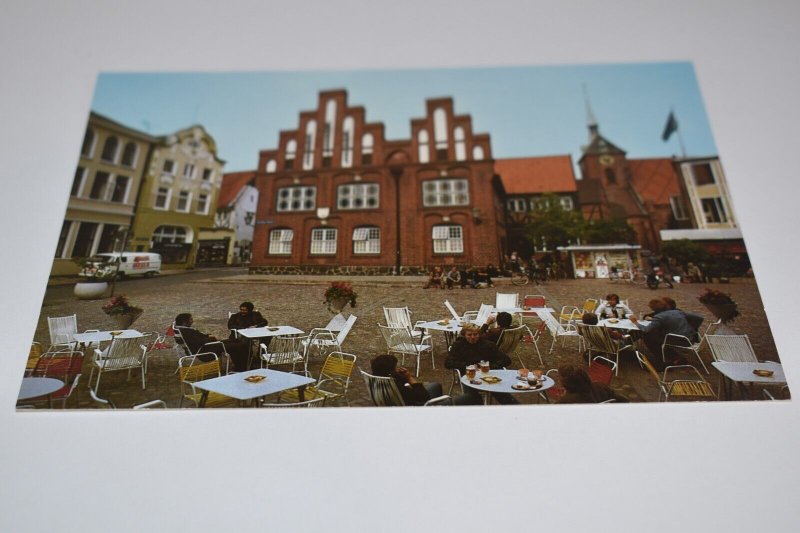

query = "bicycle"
[[511, 266, 547, 286], [608, 268, 646, 285]]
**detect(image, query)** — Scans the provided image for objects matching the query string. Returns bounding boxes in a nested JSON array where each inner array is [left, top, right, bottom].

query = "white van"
[[79, 252, 162, 279]]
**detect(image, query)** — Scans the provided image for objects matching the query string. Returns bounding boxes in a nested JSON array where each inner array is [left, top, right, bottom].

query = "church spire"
[[583, 83, 598, 139]]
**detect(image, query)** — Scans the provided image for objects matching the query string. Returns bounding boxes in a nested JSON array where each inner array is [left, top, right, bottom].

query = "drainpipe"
[[390, 166, 403, 275]]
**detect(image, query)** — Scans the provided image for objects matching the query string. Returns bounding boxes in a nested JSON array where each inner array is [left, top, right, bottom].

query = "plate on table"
[[512, 383, 531, 390], [109, 331, 124, 336], [607, 319, 619, 324], [438, 320, 449, 325], [244, 375, 266, 383], [266, 327, 280, 332], [480, 376, 502, 384], [753, 369, 774, 377]]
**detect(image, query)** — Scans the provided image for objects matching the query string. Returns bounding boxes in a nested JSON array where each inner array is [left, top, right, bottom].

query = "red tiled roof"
[[627, 158, 681, 206], [218, 171, 256, 207], [495, 156, 577, 195]]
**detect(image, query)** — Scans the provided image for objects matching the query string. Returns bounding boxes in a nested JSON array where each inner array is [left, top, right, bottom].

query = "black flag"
[[662, 111, 678, 141]]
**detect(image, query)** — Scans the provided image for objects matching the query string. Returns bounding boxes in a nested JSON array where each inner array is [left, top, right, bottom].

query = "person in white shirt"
[[595, 293, 633, 319]]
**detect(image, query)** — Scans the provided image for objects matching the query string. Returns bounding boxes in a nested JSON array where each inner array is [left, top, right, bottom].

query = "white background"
[[2, 1, 799, 531]]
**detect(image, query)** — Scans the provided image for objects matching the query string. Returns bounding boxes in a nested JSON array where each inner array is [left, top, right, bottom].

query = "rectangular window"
[[303, 136, 314, 170], [507, 198, 527, 212], [341, 132, 352, 168], [310, 228, 337, 255], [154, 187, 170, 209], [162, 159, 175, 174], [196, 193, 209, 214], [71, 167, 86, 197], [432, 225, 464, 254], [670, 196, 690, 220], [55, 220, 72, 258], [276, 186, 316, 212], [110, 175, 129, 203], [560, 196, 574, 210], [202, 168, 213, 181], [183, 163, 195, 180], [268, 229, 294, 255], [71, 222, 98, 258], [97, 224, 120, 253], [353, 227, 380, 254], [422, 179, 470, 207], [89, 171, 110, 200], [701, 197, 728, 223], [176, 191, 191, 212], [692, 163, 716, 186], [337, 183, 379, 210]]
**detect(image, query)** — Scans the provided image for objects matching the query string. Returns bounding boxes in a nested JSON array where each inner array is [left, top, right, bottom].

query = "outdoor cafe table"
[[18, 377, 64, 408], [599, 318, 650, 330], [417, 318, 464, 350], [192, 368, 315, 407], [236, 325, 305, 362], [73, 329, 143, 344], [461, 369, 554, 405], [711, 361, 786, 400]]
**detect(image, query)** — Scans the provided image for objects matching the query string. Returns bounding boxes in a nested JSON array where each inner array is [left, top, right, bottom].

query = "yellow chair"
[[178, 354, 237, 408], [559, 298, 599, 323], [637, 352, 716, 402], [25, 342, 43, 376], [280, 351, 357, 406]]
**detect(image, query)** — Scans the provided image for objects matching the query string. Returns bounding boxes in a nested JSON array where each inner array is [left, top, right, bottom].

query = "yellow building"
[[129, 126, 225, 269]]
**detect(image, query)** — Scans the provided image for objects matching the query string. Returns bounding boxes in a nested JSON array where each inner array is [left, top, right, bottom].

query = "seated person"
[[480, 311, 513, 343], [458, 267, 471, 289], [370, 354, 443, 406], [227, 301, 267, 339], [629, 300, 700, 371], [581, 312, 625, 342], [174, 313, 251, 372], [595, 293, 633, 319], [662, 296, 704, 331], [686, 262, 703, 283], [445, 324, 517, 405], [423, 266, 444, 289], [556, 364, 629, 404], [486, 263, 500, 279], [445, 266, 461, 289]]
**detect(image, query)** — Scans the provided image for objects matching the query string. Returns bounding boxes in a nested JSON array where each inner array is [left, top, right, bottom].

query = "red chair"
[[587, 356, 617, 386]]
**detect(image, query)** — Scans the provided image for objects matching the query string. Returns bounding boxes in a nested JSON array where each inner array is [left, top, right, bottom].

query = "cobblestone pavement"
[[27, 269, 784, 409]]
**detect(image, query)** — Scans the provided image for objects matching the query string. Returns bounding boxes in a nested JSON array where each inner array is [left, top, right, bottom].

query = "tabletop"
[[417, 318, 464, 333], [461, 369, 554, 395], [192, 368, 315, 401], [599, 318, 649, 330], [18, 377, 64, 401], [73, 329, 143, 343], [237, 325, 304, 339], [711, 361, 786, 384]]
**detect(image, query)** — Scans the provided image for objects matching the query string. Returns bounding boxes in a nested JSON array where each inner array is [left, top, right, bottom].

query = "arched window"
[[285, 139, 297, 170], [266, 159, 277, 173], [454, 126, 466, 161], [432, 225, 463, 254], [341, 117, 354, 168], [81, 128, 95, 157], [433, 108, 448, 161], [101, 136, 119, 163], [152, 225, 187, 244], [353, 226, 380, 254], [268, 228, 294, 255], [472, 145, 485, 161], [121, 142, 138, 167], [322, 100, 337, 167], [417, 129, 430, 163], [361, 133, 373, 165], [303, 120, 316, 170]]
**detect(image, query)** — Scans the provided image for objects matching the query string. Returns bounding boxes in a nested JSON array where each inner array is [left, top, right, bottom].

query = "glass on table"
[[479, 361, 490, 374], [465, 365, 477, 380]]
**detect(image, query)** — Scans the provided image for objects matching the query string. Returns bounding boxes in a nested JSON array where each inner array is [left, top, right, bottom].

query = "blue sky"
[[92, 62, 717, 173]]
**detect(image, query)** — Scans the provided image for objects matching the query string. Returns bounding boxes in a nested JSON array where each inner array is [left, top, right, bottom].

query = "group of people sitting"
[[173, 301, 268, 372], [424, 265, 499, 289]]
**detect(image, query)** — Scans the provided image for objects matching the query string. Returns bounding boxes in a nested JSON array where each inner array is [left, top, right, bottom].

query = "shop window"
[[153, 225, 187, 244]]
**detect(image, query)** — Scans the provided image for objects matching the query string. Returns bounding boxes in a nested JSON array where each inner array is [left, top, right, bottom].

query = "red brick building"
[[249, 90, 504, 274]]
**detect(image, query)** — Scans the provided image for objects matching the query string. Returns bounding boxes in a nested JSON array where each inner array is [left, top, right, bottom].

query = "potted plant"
[[698, 288, 739, 323], [73, 257, 115, 300], [324, 281, 357, 314], [102, 295, 144, 329]]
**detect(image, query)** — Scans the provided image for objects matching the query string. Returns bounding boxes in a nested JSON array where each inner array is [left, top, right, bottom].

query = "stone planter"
[[326, 297, 351, 314], [74, 282, 108, 300], [109, 310, 143, 329], [702, 302, 739, 323]]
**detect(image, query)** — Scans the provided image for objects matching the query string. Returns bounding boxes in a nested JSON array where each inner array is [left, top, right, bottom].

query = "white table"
[[236, 326, 304, 339], [417, 318, 465, 350], [192, 368, 315, 407], [461, 369, 554, 405], [73, 329, 143, 343], [18, 377, 64, 407], [712, 361, 786, 400], [599, 318, 650, 330]]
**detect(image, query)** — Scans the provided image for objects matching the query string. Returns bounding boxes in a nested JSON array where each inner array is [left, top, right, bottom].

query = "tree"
[[661, 239, 710, 267], [522, 194, 584, 251], [582, 217, 636, 244]]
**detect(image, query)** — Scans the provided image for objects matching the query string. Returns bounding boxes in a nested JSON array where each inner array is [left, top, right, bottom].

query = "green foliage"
[[661, 239, 710, 267], [582, 218, 636, 244]]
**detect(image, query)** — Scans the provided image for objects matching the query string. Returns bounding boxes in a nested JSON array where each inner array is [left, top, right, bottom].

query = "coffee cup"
[[466, 365, 477, 380]]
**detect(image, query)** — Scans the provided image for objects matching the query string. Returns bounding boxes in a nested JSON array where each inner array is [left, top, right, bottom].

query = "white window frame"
[[353, 227, 380, 254], [162, 159, 176, 175], [507, 198, 527, 212], [310, 228, 337, 255], [418, 129, 430, 163], [196, 193, 209, 214], [560, 196, 574, 210], [422, 178, 470, 207], [341, 117, 354, 168], [303, 120, 316, 170], [323, 100, 337, 158], [71, 166, 87, 197], [670, 195, 690, 220], [81, 128, 96, 158], [152, 225, 187, 244], [454, 126, 466, 161], [701, 197, 729, 223], [202, 168, 214, 181], [473, 145, 485, 161], [432, 225, 464, 254], [176, 190, 192, 213], [276, 186, 316, 212], [154, 187, 172, 210], [285, 139, 297, 168], [337, 183, 380, 210], [183, 163, 196, 180], [109, 174, 131, 203], [433, 108, 448, 150], [265, 159, 277, 173], [268, 229, 294, 255], [120, 141, 138, 168], [100, 136, 119, 163]]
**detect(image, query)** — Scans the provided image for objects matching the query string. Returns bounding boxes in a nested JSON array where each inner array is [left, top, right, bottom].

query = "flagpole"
[[676, 121, 687, 158]]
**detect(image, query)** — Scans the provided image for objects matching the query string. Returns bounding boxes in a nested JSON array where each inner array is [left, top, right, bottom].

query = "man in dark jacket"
[[370, 354, 443, 406], [630, 300, 701, 371], [227, 301, 267, 338], [445, 324, 517, 405], [174, 313, 251, 371]]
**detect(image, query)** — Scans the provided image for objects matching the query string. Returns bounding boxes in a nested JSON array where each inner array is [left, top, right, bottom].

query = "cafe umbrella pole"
[[109, 229, 130, 297]]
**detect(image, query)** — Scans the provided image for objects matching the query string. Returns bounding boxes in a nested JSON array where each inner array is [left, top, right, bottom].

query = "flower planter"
[[74, 282, 109, 300], [109, 309, 143, 329], [702, 302, 739, 323], [326, 297, 351, 314]]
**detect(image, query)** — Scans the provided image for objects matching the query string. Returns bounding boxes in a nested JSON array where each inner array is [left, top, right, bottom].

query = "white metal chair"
[[473, 304, 494, 327], [47, 314, 79, 350], [88, 335, 148, 395], [495, 292, 519, 309], [662, 333, 710, 374], [88, 386, 167, 409], [378, 323, 434, 377], [705, 334, 759, 363], [360, 368, 406, 406], [173, 324, 231, 374], [444, 300, 461, 321], [576, 323, 638, 376], [305, 315, 357, 359], [383, 307, 431, 343], [540, 311, 585, 354], [261, 397, 327, 408], [259, 335, 309, 374], [141, 332, 167, 376]]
